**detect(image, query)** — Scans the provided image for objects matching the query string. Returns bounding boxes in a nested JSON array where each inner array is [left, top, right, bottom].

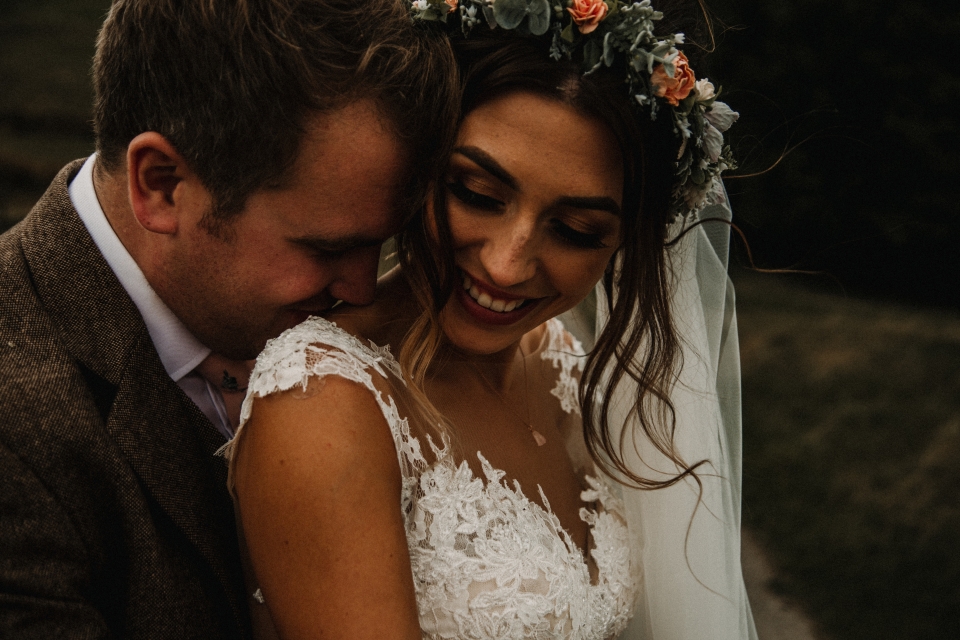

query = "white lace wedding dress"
[[229, 316, 638, 640]]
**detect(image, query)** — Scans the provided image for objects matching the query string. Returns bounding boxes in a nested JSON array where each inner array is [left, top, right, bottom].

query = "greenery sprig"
[[410, 0, 738, 220]]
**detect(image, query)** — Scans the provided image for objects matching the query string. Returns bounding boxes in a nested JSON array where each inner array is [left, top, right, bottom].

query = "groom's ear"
[[127, 133, 203, 235]]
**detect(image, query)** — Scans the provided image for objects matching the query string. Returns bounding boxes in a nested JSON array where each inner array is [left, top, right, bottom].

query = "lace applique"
[[229, 317, 636, 639], [408, 453, 637, 640], [224, 316, 426, 479], [541, 318, 586, 416]]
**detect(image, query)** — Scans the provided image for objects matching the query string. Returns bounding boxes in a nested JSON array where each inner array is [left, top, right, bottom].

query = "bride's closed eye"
[[446, 177, 613, 250], [550, 219, 609, 250], [445, 179, 505, 211]]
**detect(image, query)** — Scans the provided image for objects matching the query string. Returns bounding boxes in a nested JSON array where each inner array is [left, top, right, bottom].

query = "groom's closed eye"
[[292, 235, 385, 258]]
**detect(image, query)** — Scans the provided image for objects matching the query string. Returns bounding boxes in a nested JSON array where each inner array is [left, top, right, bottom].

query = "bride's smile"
[[455, 269, 542, 326], [438, 91, 624, 355]]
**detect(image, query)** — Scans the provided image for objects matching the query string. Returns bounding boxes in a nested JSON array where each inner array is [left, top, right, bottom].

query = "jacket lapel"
[[20, 161, 248, 633]]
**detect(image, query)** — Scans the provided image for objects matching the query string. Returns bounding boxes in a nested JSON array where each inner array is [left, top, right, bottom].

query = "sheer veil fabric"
[[585, 193, 758, 640]]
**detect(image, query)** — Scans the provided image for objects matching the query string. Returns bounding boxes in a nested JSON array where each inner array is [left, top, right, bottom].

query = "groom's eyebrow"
[[453, 146, 517, 190]]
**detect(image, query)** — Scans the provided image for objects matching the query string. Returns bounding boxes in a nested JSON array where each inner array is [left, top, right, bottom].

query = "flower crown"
[[410, 0, 738, 221]]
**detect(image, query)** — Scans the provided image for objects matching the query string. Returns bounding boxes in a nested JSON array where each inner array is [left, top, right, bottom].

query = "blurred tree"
[[708, 0, 960, 307], [3, 0, 959, 308], [0, 0, 107, 226]]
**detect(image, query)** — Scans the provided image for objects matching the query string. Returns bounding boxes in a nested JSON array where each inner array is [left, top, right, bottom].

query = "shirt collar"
[[70, 154, 211, 381]]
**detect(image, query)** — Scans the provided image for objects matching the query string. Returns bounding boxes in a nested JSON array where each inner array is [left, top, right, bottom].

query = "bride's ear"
[[126, 133, 203, 235]]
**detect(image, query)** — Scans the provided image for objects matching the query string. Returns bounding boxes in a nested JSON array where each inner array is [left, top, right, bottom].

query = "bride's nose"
[[479, 216, 539, 288]]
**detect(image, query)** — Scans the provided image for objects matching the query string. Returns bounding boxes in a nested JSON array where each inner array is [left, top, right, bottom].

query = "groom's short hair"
[[93, 0, 457, 222]]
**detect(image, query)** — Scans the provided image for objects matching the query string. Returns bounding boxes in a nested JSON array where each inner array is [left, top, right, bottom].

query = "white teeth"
[[461, 272, 526, 313]]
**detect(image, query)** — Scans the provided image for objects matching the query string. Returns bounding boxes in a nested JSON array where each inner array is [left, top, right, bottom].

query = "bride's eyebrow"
[[455, 146, 620, 217], [554, 196, 622, 217], [452, 146, 517, 190]]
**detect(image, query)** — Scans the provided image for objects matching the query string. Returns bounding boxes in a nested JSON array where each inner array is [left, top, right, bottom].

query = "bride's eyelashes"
[[550, 220, 609, 250], [446, 179, 611, 250], [445, 179, 504, 211]]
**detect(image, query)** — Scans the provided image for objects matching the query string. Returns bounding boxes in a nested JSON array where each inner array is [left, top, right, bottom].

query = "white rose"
[[695, 78, 716, 101], [704, 101, 739, 133]]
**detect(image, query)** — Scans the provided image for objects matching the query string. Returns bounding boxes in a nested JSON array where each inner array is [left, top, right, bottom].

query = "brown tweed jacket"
[[0, 161, 251, 639]]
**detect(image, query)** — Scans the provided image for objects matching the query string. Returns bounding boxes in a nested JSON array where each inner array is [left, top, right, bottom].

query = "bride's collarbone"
[[432, 378, 593, 554]]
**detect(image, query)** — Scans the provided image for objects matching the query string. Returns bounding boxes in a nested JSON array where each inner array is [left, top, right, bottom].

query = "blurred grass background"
[[735, 270, 960, 639], [1, 0, 958, 637]]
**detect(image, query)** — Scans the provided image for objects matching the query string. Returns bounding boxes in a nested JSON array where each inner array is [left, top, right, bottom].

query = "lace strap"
[[222, 317, 426, 478], [541, 318, 586, 415]]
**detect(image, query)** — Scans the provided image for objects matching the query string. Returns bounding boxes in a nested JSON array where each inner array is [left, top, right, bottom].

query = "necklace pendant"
[[531, 429, 547, 447]]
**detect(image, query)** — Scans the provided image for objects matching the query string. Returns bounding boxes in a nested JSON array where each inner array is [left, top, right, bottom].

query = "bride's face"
[[437, 91, 624, 355]]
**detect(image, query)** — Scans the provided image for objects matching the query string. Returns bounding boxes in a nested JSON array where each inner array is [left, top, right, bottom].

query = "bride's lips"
[[455, 271, 543, 326]]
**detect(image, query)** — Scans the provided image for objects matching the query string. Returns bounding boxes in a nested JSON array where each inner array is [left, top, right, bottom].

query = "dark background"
[[707, 0, 959, 308], [2, 0, 958, 304], [2, 1, 958, 638]]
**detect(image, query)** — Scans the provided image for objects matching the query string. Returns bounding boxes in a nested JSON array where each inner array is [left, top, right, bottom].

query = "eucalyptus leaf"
[[602, 32, 615, 66], [482, 4, 497, 27], [527, 0, 551, 35], [561, 21, 574, 42], [691, 166, 705, 185], [493, 0, 529, 30], [583, 38, 601, 70]]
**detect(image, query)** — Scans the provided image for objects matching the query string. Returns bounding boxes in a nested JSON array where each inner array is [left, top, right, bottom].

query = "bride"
[[224, 1, 756, 638]]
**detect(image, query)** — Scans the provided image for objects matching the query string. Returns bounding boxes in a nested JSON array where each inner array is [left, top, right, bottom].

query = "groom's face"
[[155, 101, 406, 360]]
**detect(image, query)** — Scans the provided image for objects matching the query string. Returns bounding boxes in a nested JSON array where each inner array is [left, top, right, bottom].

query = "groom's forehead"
[[231, 101, 408, 240], [282, 102, 408, 195]]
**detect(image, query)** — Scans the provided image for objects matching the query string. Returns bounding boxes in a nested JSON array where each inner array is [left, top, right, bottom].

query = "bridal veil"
[[571, 192, 758, 640]]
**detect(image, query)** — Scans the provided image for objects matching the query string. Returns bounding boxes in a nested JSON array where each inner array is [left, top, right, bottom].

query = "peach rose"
[[651, 52, 696, 106], [445, 0, 457, 11], [567, 0, 608, 35]]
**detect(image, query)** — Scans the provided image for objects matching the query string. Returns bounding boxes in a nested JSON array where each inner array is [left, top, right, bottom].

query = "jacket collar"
[[19, 160, 249, 636]]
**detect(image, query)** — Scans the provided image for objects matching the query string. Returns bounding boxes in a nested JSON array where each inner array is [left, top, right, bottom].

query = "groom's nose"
[[325, 244, 381, 306]]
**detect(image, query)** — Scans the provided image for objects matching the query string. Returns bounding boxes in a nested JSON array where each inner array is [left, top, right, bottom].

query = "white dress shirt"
[[69, 155, 234, 439]]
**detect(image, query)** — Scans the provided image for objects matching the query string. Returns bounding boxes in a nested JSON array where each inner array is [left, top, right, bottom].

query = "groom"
[[0, 0, 455, 637]]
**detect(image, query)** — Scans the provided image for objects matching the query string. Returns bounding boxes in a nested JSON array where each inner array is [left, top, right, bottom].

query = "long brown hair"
[[397, 6, 713, 487]]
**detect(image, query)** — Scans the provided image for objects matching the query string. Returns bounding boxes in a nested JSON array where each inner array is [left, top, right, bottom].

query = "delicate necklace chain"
[[470, 345, 547, 447]]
